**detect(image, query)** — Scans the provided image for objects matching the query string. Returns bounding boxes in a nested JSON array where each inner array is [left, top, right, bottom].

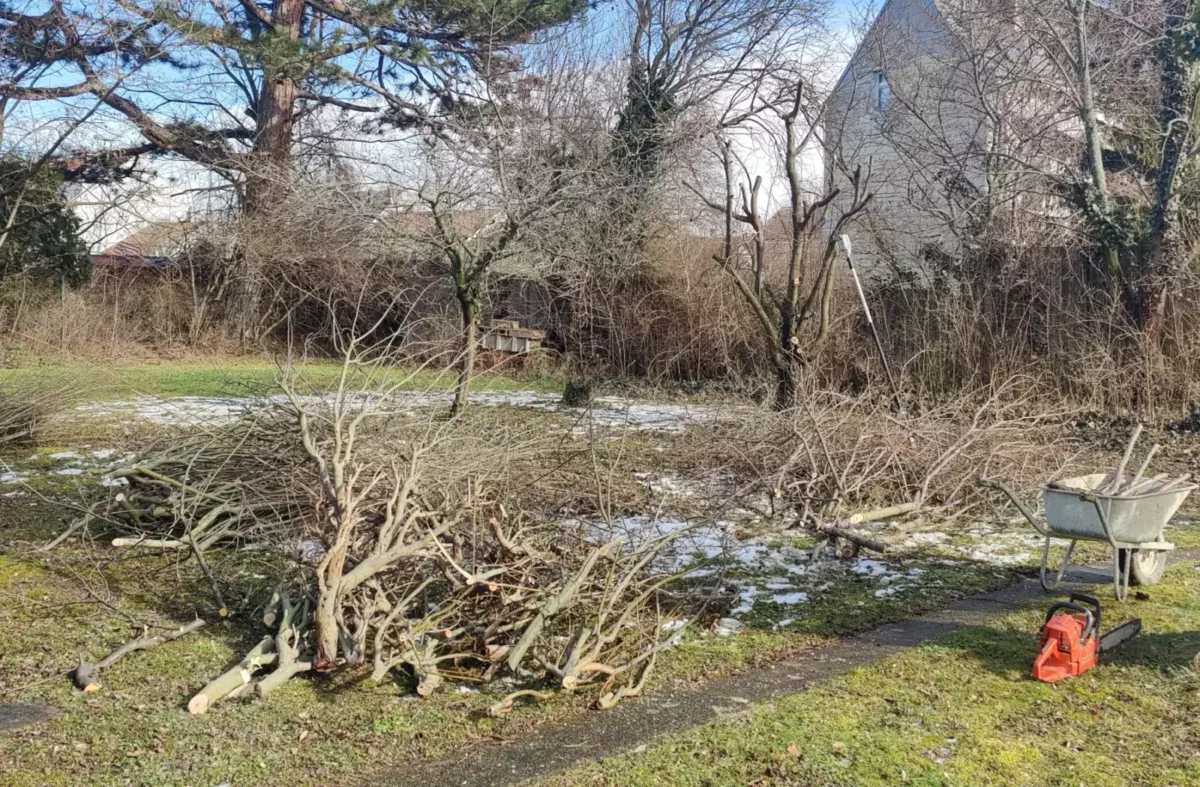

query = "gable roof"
[[93, 222, 203, 266], [829, 0, 945, 99]]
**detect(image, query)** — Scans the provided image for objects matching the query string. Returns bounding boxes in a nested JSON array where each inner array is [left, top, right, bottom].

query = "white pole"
[[840, 234, 900, 404]]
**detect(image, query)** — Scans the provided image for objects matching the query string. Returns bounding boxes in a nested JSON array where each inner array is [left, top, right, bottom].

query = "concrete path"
[[370, 565, 1117, 787]]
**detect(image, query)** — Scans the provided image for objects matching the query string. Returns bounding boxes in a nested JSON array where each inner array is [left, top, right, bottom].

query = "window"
[[874, 71, 890, 111]]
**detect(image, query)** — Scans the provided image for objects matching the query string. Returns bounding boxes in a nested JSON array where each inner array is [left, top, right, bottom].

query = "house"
[[822, 0, 1143, 282], [90, 222, 203, 272]]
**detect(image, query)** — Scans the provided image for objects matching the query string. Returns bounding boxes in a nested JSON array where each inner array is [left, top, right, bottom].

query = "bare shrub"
[[561, 231, 769, 386], [681, 376, 1079, 534]]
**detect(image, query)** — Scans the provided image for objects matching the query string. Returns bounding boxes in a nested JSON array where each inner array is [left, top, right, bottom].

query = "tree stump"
[[562, 380, 593, 407]]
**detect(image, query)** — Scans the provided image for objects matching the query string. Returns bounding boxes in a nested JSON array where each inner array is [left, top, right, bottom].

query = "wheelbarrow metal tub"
[[1042, 474, 1193, 544], [981, 474, 1196, 601]]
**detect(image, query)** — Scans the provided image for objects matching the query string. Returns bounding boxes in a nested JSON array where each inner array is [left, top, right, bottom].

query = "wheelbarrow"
[[979, 475, 1195, 601]]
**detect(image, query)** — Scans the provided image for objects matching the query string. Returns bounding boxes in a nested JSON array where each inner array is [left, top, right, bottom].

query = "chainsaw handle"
[[1042, 601, 1096, 643], [1069, 593, 1101, 640]]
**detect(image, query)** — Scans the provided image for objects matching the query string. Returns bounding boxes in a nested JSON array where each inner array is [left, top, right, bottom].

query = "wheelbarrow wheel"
[[1118, 548, 1167, 586]]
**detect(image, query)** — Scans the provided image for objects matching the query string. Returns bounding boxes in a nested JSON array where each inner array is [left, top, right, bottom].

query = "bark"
[[1073, 0, 1124, 294], [188, 635, 277, 714], [244, 0, 304, 214], [779, 89, 806, 410], [451, 292, 478, 417], [1143, 0, 1192, 329], [255, 594, 311, 698], [233, 0, 304, 345], [313, 550, 347, 671]]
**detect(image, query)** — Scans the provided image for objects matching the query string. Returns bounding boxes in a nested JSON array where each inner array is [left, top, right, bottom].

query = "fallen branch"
[[72, 618, 206, 693], [43, 510, 95, 551], [488, 689, 555, 717]]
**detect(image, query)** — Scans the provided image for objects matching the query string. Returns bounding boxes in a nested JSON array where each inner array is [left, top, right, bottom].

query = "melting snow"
[[851, 559, 893, 577], [74, 391, 741, 433]]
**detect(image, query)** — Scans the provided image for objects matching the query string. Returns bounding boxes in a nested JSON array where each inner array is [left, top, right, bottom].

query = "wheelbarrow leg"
[[1041, 537, 1076, 591], [1112, 546, 1131, 602], [1087, 494, 1131, 601]]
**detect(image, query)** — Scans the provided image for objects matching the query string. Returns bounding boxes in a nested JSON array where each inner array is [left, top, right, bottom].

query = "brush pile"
[[0, 376, 78, 445], [685, 377, 1076, 554], [72, 388, 692, 714]]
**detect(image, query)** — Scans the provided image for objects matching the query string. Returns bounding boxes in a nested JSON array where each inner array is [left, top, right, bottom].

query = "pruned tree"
[[418, 184, 522, 416], [690, 81, 872, 409]]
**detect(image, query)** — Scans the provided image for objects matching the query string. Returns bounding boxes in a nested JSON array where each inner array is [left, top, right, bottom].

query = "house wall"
[[824, 0, 994, 281]]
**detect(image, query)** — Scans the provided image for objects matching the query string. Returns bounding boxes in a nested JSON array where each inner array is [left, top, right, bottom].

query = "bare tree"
[[692, 81, 872, 408]]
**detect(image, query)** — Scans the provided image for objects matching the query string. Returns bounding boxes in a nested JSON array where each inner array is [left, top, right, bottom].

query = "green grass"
[[0, 486, 1033, 787], [0, 538, 827, 787], [0, 358, 562, 401], [544, 562, 1200, 786]]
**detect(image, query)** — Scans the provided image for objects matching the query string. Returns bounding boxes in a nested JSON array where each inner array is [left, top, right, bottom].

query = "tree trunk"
[[245, 0, 303, 214], [451, 294, 478, 417], [775, 357, 798, 411], [233, 0, 304, 346], [1143, 0, 1192, 330], [1074, 0, 1123, 297]]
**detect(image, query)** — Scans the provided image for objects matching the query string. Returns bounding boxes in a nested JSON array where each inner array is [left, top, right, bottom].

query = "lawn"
[[545, 561, 1200, 786], [0, 356, 563, 401], [0, 503, 1026, 786], [2, 361, 1198, 785]]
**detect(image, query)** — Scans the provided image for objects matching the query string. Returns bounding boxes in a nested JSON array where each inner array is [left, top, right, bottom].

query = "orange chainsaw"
[[1033, 593, 1140, 683]]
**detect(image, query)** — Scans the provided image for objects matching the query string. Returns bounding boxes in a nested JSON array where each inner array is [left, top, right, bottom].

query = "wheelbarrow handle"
[[978, 477, 1049, 536]]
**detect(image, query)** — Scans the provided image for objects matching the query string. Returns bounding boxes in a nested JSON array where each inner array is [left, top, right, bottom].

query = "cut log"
[[111, 537, 187, 549], [821, 524, 886, 554], [253, 659, 311, 698], [847, 502, 919, 524], [72, 663, 100, 694], [188, 636, 277, 714]]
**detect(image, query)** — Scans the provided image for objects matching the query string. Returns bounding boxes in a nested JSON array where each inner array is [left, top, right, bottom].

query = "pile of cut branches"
[[684, 376, 1080, 554], [0, 376, 79, 445], [59, 375, 692, 714]]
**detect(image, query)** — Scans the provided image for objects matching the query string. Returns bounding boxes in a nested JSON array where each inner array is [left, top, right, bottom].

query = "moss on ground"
[[544, 561, 1200, 787]]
